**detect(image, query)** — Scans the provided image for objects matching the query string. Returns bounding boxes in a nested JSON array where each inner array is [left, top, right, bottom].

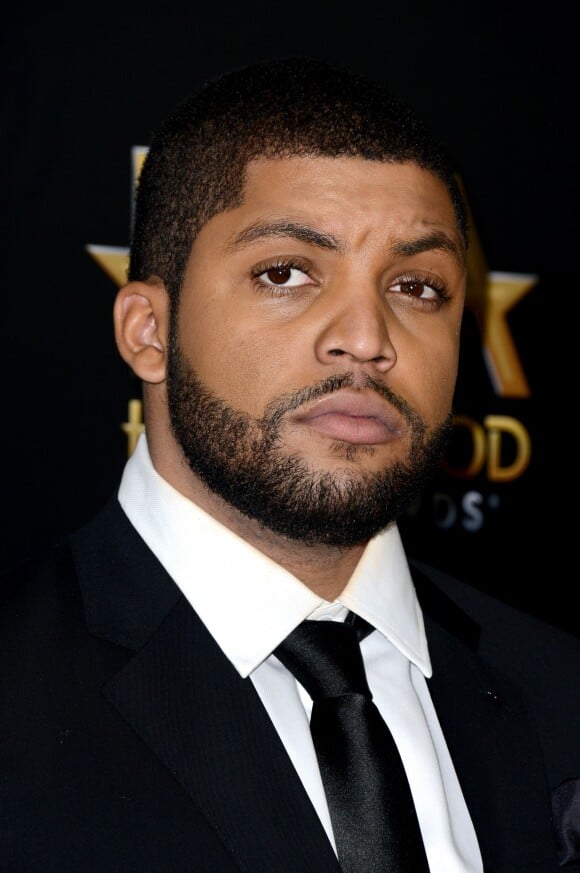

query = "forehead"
[[226, 154, 464, 257]]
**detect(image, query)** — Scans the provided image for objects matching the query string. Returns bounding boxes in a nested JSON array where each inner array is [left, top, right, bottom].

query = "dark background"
[[1, 3, 577, 636]]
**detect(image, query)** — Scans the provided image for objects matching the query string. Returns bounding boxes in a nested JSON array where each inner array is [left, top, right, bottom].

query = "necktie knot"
[[275, 620, 371, 701]]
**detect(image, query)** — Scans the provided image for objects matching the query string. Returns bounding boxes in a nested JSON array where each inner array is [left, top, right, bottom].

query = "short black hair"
[[129, 56, 469, 305]]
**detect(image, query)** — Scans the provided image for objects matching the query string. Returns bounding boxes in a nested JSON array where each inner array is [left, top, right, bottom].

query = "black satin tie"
[[274, 617, 430, 872]]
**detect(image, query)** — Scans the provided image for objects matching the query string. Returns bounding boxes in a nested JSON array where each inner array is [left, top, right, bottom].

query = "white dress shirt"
[[118, 433, 483, 872]]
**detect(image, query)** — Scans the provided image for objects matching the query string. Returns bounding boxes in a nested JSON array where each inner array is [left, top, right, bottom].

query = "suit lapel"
[[72, 498, 341, 873], [413, 566, 558, 873]]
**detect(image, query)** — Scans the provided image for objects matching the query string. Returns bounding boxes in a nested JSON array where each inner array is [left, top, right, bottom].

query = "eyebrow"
[[225, 219, 343, 253], [389, 231, 466, 267], [226, 219, 465, 267]]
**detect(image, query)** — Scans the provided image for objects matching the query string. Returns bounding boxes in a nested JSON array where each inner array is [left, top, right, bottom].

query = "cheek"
[[395, 335, 460, 425], [179, 306, 292, 416]]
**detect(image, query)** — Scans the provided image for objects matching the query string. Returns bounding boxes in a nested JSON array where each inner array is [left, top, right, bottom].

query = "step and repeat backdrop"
[[2, 6, 576, 636]]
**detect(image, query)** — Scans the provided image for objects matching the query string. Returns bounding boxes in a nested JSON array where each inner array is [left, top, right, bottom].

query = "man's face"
[[166, 156, 466, 545]]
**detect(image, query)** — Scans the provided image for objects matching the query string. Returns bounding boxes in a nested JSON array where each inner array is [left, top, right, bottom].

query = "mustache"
[[262, 372, 426, 437]]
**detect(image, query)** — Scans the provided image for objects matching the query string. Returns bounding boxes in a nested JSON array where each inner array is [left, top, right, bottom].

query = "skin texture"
[[114, 155, 467, 598]]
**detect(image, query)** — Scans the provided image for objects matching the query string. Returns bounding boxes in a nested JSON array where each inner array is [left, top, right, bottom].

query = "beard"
[[166, 343, 452, 547]]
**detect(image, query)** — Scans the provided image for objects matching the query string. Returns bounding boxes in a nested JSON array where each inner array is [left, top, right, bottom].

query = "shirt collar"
[[118, 433, 431, 679]]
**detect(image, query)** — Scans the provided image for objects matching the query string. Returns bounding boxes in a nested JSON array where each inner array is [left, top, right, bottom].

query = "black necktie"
[[274, 617, 430, 872]]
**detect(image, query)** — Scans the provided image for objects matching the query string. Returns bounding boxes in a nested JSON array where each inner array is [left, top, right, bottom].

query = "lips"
[[293, 390, 404, 445]]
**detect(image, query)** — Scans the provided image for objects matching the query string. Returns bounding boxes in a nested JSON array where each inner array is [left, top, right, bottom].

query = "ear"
[[113, 279, 169, 384]]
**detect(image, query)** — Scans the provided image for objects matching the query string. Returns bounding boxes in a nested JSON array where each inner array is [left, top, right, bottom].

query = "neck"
[[149, 436, 366, 600], [197, 480, 367, 600]]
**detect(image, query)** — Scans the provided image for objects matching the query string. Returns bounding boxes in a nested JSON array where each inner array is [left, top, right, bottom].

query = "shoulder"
[[0, 536, 91, 710], [0, 494, 126, 654], [411, 558, 580, 788], [0, 537, 81, 629], [411, 557, 579, 657]]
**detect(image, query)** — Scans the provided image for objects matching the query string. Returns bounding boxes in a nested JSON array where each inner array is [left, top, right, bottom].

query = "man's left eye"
[[391, 280, 440, 299], [259, 266, 310, 286]]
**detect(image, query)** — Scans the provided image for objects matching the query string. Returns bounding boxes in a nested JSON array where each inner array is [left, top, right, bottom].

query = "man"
[[1, 57, 578, 873]]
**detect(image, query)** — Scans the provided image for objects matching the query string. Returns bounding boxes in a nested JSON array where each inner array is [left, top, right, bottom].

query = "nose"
[[313, 285, 397, 373]]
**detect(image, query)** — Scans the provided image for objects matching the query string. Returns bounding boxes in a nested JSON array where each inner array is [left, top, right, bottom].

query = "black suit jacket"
[[1, 496, 578, 872]]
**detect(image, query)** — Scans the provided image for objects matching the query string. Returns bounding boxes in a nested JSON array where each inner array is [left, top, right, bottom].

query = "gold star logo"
[[85, 244, 129, 287], [85, 146, 146, 288], [464, 197, 535, 397]]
